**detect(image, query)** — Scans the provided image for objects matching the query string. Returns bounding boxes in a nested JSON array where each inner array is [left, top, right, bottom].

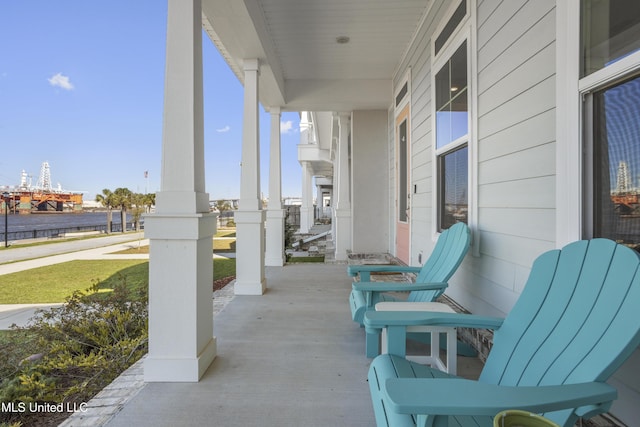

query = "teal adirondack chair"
[[348, 222, 470, 357], [365, 239, 640, 427]]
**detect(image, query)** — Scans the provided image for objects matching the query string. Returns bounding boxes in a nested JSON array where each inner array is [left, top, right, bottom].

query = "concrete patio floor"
[[100, 263, 482, 427], [106, 263, 375, 426]]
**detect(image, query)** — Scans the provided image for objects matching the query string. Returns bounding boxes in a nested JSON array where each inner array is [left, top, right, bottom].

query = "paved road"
[[0, 232, 146, 265]]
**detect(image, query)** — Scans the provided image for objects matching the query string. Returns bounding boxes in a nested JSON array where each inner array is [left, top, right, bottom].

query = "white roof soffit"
[[201, 0, 430, 111], [201, 1, 287, 108]]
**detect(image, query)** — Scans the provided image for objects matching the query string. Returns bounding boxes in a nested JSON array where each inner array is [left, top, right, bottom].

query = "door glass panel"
[[398, 119, 408, 222]]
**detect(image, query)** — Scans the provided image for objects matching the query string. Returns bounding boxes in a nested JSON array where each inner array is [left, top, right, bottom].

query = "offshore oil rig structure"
[[1, 162, 83, 214], [611, 160, 640, 216]]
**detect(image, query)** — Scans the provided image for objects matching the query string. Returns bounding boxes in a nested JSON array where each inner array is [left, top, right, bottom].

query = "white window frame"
[[430, 0, 478, 255], [556, 0, 640, 246]]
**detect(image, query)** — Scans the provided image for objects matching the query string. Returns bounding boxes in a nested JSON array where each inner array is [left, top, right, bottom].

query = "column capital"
[[243, 58, 260, 72], [333, 111, 351, 120], [268, 106, 282, 115]]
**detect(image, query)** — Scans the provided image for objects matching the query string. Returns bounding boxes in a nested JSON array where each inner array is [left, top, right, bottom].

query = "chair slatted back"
[[480, 239, 640, 423], [407, 222, 470, 303]]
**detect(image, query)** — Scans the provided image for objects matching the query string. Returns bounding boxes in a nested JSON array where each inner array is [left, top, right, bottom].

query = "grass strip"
[[0, 260, 147, 304], [287, 256, 325, 263], [0, 258, 236, 304]]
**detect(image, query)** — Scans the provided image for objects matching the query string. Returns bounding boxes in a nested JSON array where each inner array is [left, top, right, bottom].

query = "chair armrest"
[[352, 281, 447, 293], [364, 310, 504, 333], [347, 265, 422, 277], [383, 378, 617, 417]]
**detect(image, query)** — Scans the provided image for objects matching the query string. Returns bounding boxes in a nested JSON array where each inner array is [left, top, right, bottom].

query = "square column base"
[[144, 337, 217, 382], [234, 279, 267, 295], [144, 213, 217, 382], [334, 208, 352, 261], [235, 210, 267, 295]]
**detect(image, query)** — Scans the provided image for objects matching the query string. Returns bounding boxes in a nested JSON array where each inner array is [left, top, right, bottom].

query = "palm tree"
[[142, 193, 155, 213], [112, 188, 133, 233], [131, 193, 147, 231], [95, 189, 115, 234]]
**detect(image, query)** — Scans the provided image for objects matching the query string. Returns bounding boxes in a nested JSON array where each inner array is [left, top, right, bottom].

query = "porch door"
[[396, 105, 410, 264]]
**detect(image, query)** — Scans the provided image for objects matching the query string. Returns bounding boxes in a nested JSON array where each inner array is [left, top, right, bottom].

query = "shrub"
[[0, 278, 147, 427]]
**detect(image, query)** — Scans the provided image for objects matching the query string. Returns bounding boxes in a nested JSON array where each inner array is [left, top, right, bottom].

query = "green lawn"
[[213, 257, 236, 278], [287, 256, 325, 263], [0, 258, 236, 304]]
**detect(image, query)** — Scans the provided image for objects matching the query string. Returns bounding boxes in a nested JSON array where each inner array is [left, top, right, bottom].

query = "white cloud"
[[47, 73, 74, 90], [280, 120, 296, 134], [216, 125, 231, 133]]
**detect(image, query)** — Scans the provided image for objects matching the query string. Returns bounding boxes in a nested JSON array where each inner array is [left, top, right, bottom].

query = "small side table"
[[375, 301, 457, 374]]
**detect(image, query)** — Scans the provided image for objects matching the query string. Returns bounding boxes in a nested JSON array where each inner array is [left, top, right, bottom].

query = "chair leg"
[[366, 331, 380, 358]]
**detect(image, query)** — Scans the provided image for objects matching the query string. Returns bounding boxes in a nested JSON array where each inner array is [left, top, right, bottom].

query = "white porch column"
[[328, 187, 334, 221], [331, 151, 338, 243], [316, 183, 323, 221], [334, 112, 352, 261], [299, 161, 313, 233], [265, 107, 286, 266], [144, 0, 217, 382], [235, 59, 266, 295]]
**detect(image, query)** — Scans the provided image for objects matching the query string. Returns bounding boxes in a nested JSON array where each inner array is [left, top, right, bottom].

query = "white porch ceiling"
[[202, 0, 431, 111]]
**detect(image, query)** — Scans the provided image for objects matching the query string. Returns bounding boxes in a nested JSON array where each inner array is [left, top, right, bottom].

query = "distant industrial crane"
[[611, 161, 639, 215], [36, 161, 53, 192]]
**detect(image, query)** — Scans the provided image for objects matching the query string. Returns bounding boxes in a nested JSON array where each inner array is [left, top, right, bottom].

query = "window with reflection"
[[435, 41, 468, 149], [581, 0, 640, 251], [435, 39, 468, 229], [590, 74, 640, 250], [581, 0, 640, 77], [439, 145, 468, 229]]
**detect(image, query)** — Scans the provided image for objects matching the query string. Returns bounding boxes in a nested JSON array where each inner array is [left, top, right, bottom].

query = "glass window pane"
[[450, 45, 468, 89], [450, 87, 468, 142], [435, 42, 468, 149], [592, 74, 640, 250], [396, 82, 408, 107], [435, 1, 466, 56], [436, 106, 452, 149], [581, 0, 640, 77], [440, 145, 468, 229], [436, 106, 468, 148], [435, 63, 451, 111]]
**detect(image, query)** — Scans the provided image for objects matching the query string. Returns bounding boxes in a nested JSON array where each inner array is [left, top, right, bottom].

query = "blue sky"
[[0, 1, 302, 201]]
